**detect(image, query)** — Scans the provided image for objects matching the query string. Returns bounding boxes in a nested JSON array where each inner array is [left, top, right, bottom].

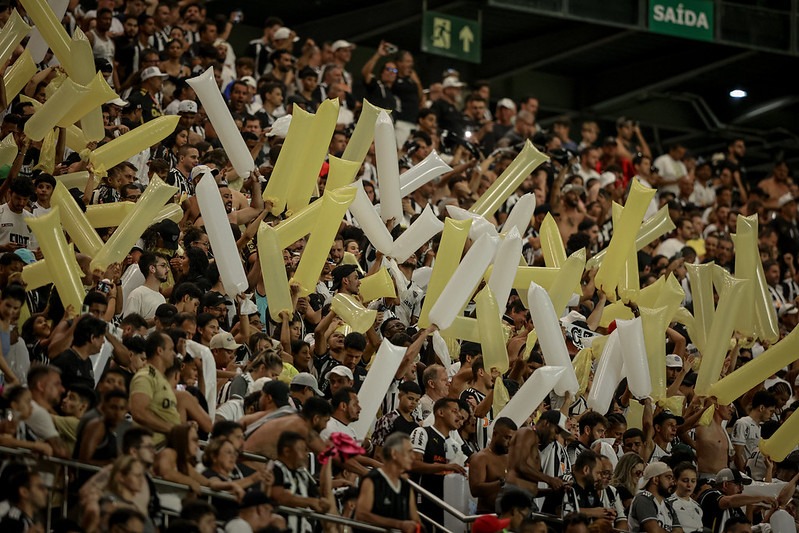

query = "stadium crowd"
[[1, 1, 799, 533]]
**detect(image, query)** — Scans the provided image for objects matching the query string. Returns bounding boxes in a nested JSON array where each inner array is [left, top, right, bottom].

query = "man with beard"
[[504, 417, 566, 508], [468, 417, 517, 514], [129, 332, 180, 446], [698, 468, 774, 533], [192, 174, 265, 227], [556, 183, 587, 242], [562, 450, 614, 521], [536, 409, 573, 514], [628, 462, 683, 533], [124, 253, 168, 325], [166, 144, 198, 198], [460, 356, 499, 450]]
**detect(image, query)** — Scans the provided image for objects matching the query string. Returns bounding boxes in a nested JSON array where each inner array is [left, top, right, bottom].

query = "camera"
[[549, 147, 576, 166], [384, 43, 398, 54]]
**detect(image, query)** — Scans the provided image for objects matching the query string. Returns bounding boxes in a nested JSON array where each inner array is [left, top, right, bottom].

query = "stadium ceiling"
[[220, 0, 799, 177]]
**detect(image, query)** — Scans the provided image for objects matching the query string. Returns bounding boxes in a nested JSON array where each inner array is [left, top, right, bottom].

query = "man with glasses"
[[123, 252, 168, 325], [121, 183, 142, 202], [562, 450, 614, 521], [597, 455, 627, 530], [361, 40, 399, 113], [697, 468, 774, 533], [628, 462, 681, 533]]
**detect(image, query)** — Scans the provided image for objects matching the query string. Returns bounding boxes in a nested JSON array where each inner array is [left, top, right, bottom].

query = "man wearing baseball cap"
[[129, 66, 169, 122], [627, 462, 680, 532], [650, 411, 684, 463], [210, 332, 241, 382], [697, 467, 773, 533], [289, 372, 323, 410], [330, 264, 361, 297]]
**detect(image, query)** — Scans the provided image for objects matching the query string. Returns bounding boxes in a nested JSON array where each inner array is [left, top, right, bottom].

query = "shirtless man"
[[555, 183, 586, 242], [469, 417, 517, 514], [505, 420, 566, 507], [192, 172, 266, 227], [691, 402, 734, 481], [244, 396, 331, 460], [757, 161, 792, 210]]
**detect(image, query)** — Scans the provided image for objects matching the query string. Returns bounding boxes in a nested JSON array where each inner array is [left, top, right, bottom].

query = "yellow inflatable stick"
[[586, 204, 675, 269], [499, 266, 559, 294], [656, 274, 685, 323], [286, 99, 340, 213], [26, 207, 85, 311], [274, 198, 324, 249], [187, 66, 254, 179], [572, 346, 594, 396], [257, 223, 293, 321], [599, 301, 635, 328], [442, 316, 481, 343], [57, 73, 116, 129], [34, 128, 58, 173], [331, 294, 377, 333], [21, 258, 50, 290], [19, 95, 91, 153], [0, 133, 18, 167], [698, 403, 715, 426], [90, 175, 177, 272], [476, 286, 509, 374], [85, 202, 136, 228], [627, 399, 644, 429], [24, 79, 89, 141], [657, 396, 685, 416], [0, 10, 30, 69], [291, 187, 356, 296], [595, 180, 655, 300], [640, 305, 670, 400], [51, 182, 104, 256], [70, 29, 107, 141], [418, 218, 472, 328], [19, 0, 72, 72], [611, 202, 640, 303], [685, 263, 715, 356], [493, 377, 510, 414], [470, 140, 549, 218], [341, 99, 382, 167], [547, 248, 586, 316], [760, 410, 799, 461], [712, 264, 754, 338], [153, 204, 183, 224], [359, 268, 396, 303], [325, 156, 361, 193], [90, 115, 179, 174], [3, 49, 36, 103], [263, 105, 314, 214], [540, 213, 567, 268], [521, 329, 538, 361], [709, 325, 799, 404], [735, 215, 779, 343], [56, 170, 92, 191]]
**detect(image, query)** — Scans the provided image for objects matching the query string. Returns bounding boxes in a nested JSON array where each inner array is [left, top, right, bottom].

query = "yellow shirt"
[[130, 364, 181, 445]]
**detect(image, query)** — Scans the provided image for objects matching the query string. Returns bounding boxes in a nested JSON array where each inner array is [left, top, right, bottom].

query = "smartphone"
[[231, 9, 243, 23], [81, 304, 90, 315], [385, 43, 398, 54]]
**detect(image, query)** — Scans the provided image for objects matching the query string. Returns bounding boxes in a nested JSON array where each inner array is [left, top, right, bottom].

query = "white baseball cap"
[[177, 100, 198, 114], [331, 39, 356, 52], [273, 27, 299, 42], [666, 353, 683, 368], [141, 66, 168, 81]]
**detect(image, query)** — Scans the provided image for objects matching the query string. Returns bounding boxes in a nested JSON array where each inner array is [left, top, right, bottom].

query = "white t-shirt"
[[0, 204, 36, 249], [667, 495, 703, 533], [27, 400, 59, 441], [224, 518, 253, 533], [731, 415, 761, 459], [123, 285, 165, 320], [320, 416, 358, 442]]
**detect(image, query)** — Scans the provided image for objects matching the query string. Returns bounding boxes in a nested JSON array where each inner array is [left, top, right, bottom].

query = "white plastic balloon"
[[488, 227, 522, 319], [616, 318, 652, 399], [388, 205, 444, 263], [431, 330, 451, 373], [528, 282, 579, 395], [186, 339, 217, 420], [587, 330, 623, 414], [195, 172, 248, 297], [501, 193, 536, 237], [375, 110, 402, 223], [348, 180, 394, 254], [351, 339, 407, 440], [770, 509, 796, 533], [121, 263, 144, 308], [495, 366, 566, 428], [428, 233, 499, 330], [446, 205, 499, 241], [187, 66, 254, 178], [28, 0, 68, 63], [398, 150, 452, 197], [412, 266, 432, 289], [744, 481, 786, 498]]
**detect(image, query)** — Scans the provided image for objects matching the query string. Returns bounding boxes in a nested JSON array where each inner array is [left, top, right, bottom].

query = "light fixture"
[[729, 89, 748, 99]]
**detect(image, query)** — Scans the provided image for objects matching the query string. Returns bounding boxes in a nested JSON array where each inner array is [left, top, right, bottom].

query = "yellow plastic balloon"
[[469, 141, 549, 218], [640, 305, 670, 399], [627, 399, 644, 430], [417, 218, 472, 328], [359, 268, 397, 303], [709, 325, 799, 404], [330, 293, 377, 333], [547, 248, 586, 315], [325, 156, 361, 193], [69, 29, 108, 141], [657, 396, 684, 416], [442, 316, 482, 343], [34, 127, 58, 173], [257, 223, 293, 321], [760, 410, 799, 461], [654, 274, 685, 324], [65, 123, 91, 153], [153, 203, 183, 224], [685, 263, 715, 356], [291, 187, 356, 296], [51, 182, 104, 256], [3, 49, 36, 103], [341, 99, 383, 167], [595, 180, 655, 300], [0, 133, 18, 167], [540, 212, 567, 268], [695, 278, 748, 396], [599, 301, 634, 328], [476, 286, 509, 374], [712, 263, 754, 338], [56, 171, 93, 191], [21, 258, 50, 290], [493, 376, 510, 414], [521, 329, 538, 361], [586, 205, 676, 269], [19, 0, 72, 73], [673, 307, 697, 342], [487, 265, 559, 295], [274, 197, 324, 249], [263, 105, 314, 215], [57, 72, 117, 129], [697, 403, 715, 427], [90, 175, 177, 272], [611, 203, 640, 303], [0, 10, 30, 69], [26, 207, 85, 311], [572, 346, 594, 396], [285, 99, 340, 213], [85, 202, 136, 228], [24, 78, 89, 141], [735, 215, 779, 343], [90, 115, 179, 174]]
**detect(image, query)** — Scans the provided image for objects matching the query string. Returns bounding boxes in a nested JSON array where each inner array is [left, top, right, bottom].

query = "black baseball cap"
[[153, 220, 180, 250], [202, 291, 227, 308], [653, 410, 685, 427], [331, 264, 360, 291]]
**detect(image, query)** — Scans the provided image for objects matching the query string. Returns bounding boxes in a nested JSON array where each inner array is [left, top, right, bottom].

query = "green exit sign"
[[649, 0, 714, 42], [421, 10, 482, 64]]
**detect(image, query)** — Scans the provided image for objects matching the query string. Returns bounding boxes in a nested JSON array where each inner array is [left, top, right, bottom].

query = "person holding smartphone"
[[361, 40, 399, 114]]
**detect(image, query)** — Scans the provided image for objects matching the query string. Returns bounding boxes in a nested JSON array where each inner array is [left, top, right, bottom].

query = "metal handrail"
[[0, 446, 392, 532], [407, 478, 484, 524]]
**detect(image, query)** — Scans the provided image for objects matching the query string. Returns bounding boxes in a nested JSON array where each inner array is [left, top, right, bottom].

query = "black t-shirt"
[[699, 488, 745, 533], [365, 468, 413, 520], [51, 348, 95, 391], [392, 76, 420, 123], [363, 78, 398, 114]]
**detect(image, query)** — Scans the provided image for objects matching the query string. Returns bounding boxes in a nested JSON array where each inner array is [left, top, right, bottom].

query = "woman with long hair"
[[159, 38, 191, 79], [20, 313, 52, 365], [151, 126, 189, 169], [668, 462, 703, 533], [154, 423, 209, 494], [194, 313, 219, 347], [611, 452, 645, 510]]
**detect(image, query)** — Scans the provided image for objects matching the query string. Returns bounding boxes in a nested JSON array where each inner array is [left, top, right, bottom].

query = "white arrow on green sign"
[[422, 10, 482, 63]]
